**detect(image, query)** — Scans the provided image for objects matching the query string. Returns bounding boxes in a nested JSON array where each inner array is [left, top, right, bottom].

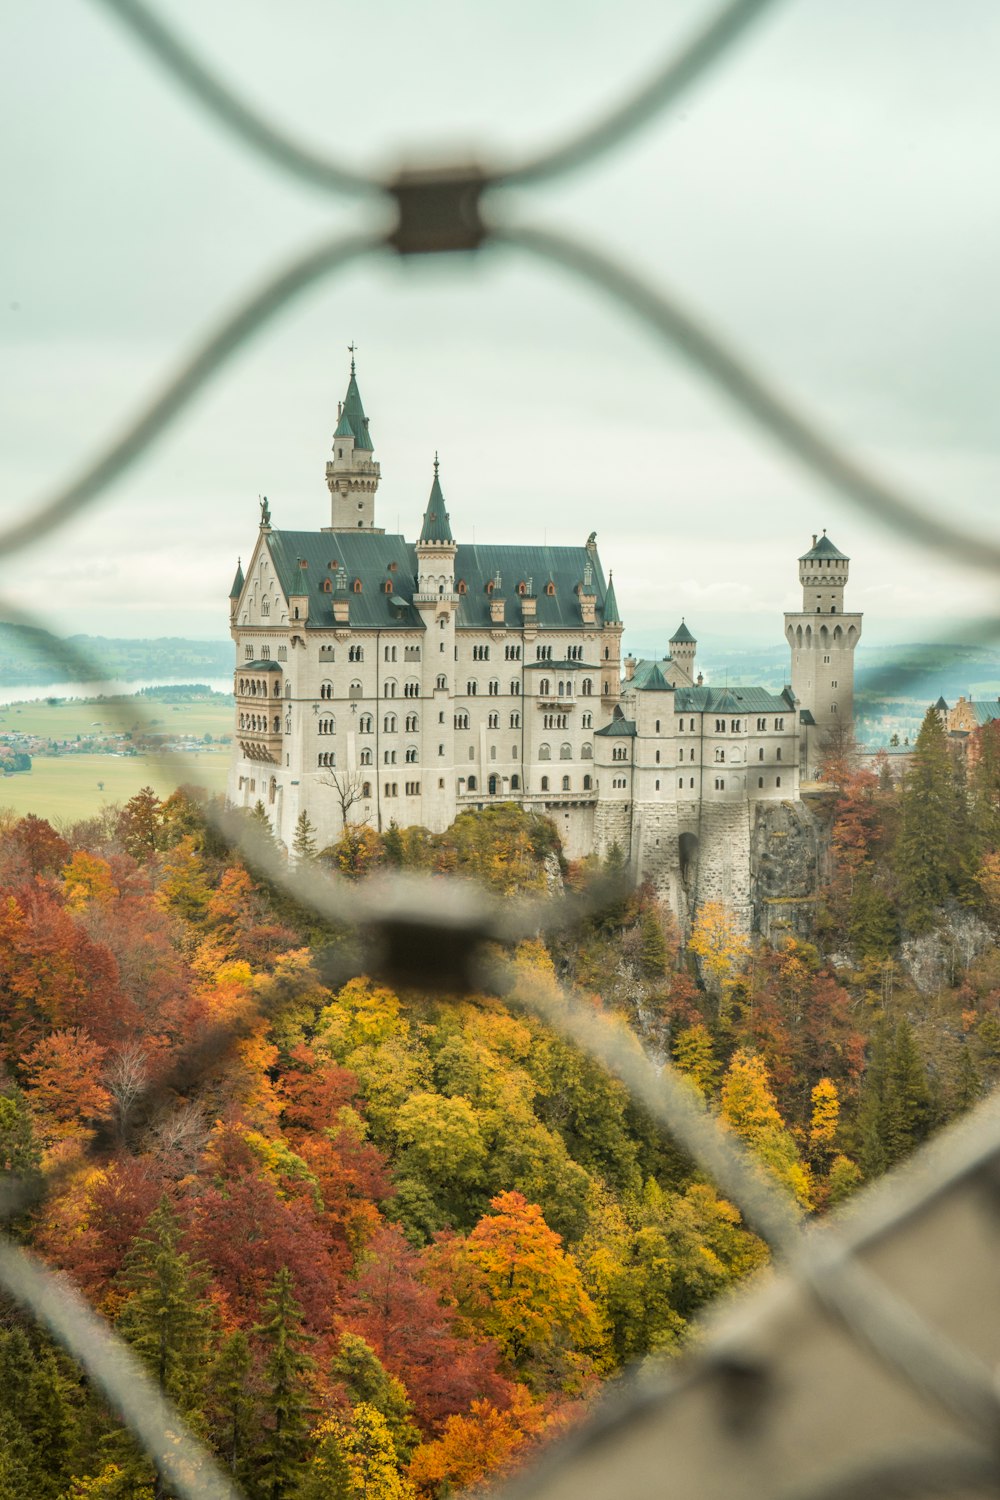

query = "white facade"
[[227, 366, 861, 929]]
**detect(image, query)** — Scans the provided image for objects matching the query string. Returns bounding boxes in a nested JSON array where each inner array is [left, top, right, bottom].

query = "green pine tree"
[[858, 1018, 892, 1178], [894, 707, 963, 930], [253, 1266, 316, 1500], [328, 1332, 418, 1462], [639, 908, 669, 980], [208, 1329, 255, 1487], [292, 811, 318, 864], [293, 1422, 355, 1500], [381, 820, 404, 868], [886, 1018, 932, 1163], [847, 872, 898, 960]]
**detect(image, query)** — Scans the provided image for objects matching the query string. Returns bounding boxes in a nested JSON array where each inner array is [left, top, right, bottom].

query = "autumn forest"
[[3, 704, 1000, 1498]]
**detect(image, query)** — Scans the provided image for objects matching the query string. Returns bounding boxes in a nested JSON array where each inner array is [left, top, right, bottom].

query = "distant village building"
[[227, 359, 862, 932]]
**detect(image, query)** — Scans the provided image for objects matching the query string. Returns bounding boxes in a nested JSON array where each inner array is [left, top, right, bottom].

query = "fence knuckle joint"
[[385, 163, 489, 255]]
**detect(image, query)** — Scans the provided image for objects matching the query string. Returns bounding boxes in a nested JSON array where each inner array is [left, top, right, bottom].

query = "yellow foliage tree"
[[809, 1077, 840, 1159], [60, 852, 119, 912], [720, 1050, 812, 1210], [687, 902, 750, 1012], [672, 1024, 720, 1097]]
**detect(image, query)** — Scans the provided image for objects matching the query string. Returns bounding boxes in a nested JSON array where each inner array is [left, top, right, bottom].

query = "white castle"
[[227, 360, 861, 932]]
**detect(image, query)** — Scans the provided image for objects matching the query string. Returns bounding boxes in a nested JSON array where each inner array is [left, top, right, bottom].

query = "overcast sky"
[[3, 0, 1000, 659]]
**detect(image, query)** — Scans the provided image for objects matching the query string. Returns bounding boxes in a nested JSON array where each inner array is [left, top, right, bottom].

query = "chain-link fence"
[[4, 1, 1000, 1496]]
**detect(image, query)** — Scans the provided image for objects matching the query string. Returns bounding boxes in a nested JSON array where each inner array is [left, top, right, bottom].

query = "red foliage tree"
[[339, 1224, 512, 1433]]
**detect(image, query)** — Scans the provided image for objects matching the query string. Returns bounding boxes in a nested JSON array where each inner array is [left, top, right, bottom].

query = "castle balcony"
[[237, 734, 282, 764], [413, 591, 459, 606]]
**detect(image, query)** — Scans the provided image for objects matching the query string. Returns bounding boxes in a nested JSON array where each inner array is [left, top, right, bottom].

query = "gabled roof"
[[229, 560, 244, 599], [670, 620, 696, 644], [603, 574, 621, 625], [244, 659, 283, 672], [595, 717, 636, 737], [418, 464, 454, 544], [262, 531, 616, 632], [934, 696, 949, 711], [339, 364, 373, 451], [800, 533, 848, 562], [970, 701, 1000, 726], [799, 708, 816, 725]]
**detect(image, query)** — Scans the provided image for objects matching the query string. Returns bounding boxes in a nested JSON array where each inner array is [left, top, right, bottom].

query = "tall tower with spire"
[[325, 349, 382, 532], [784, 532, 862, 777]]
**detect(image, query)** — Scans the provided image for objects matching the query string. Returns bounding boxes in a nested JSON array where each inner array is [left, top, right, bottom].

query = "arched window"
[[467, 775, 477, 792], [511, 773, 520, 790], [489, 679, 499, 696], [349, 645, 364, 662], [323, 577, 332, 593], [562, 775, 571, 790], [268, 776, 277, 805], [604, 646, 610, 660], [510, 711, 520, 728], [488, 712, 499, 729], [359, 712, 373, 733], [384, 713, 397, 732], [384, 680, 396, 698], [545, 581, 555, 596], [361, 781, 371, 797], [458, 579, 467, 594], [489, 774, 498, 795], [560, 743, 572, 760], [353, 577, 362, 593], [384, 579, 393, 594], [436, 674, 447, 690], [320, 680, 332, 700], [539, 743, 551, 761], [405, 746, 418, 763], [582, 712, 592, 729], [582, 743, 592, 759], [510, 680, 520, 695], [582, 678, 592, 695], [540, 776, 549, 791], [539, 678, 550, 696], [360, 748, 373, 765], [583, 774, 592, 790], [405, 713, 418, 732]]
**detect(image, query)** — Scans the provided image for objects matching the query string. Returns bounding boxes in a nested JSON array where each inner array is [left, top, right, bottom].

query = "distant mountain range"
[[0, 623, 232, 687]]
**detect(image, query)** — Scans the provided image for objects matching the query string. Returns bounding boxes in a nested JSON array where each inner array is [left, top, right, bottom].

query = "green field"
[[0, 696, 233, 741], [0, 751, 230, 822]]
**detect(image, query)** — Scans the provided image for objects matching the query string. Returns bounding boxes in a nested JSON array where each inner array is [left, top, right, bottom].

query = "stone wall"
[[751, 798, 827, 941], [593, 800, 632, 862]]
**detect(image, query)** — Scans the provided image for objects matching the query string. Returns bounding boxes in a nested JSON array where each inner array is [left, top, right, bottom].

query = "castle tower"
[[784, 532, 862, 777], [414, 456, 459, 830], [324, 350, 383, 532], [669, 620, 697, 685]]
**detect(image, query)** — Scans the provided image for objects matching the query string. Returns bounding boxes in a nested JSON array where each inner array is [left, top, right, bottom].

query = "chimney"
[[624, 655, 637, 682]]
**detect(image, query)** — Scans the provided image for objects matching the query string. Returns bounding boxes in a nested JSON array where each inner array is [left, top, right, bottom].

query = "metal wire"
[[4, 3, 1000, 1498]]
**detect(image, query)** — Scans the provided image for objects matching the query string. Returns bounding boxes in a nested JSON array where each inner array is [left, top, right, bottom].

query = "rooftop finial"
[[433, 450, 440, 478], [348, 340, 357, 375]]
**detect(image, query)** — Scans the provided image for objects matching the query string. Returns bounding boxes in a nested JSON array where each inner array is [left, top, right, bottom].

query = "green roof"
[[340, 365, 373, 451], [595, 717, 636, 737], [672, 684, 796, 714], [800, 533, 848, 562], [334, 411, 355, 439], [418, 466, 454, 544], [634, 663, 673, 693], [934, 696, 949, 711], [603, 574, 621, 625], [264, 531, 616, 633], [244, 659, 283, 672], [229, 560, 244, 599], [970, 701, 1000, 726], [670, 620, 696, 644]]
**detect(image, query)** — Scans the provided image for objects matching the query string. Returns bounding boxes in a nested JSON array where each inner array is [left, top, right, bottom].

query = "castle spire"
[[325, 348, 382, 531], [603, 571, 621, 625], [418, 455, 454, 544]]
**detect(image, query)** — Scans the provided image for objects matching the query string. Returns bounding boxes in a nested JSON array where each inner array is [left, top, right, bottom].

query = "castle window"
[[776, 776, 782, 787], [539, 743, 551, 761], [715, 777, 725, 790], [278, 646, 288, 662], [582, 743, 592, 759], [759, 747, 764, 760], [383, 713, 396, 733], [560, 743, 572, 760], [353, 578, 362, 593], [731, 719, 741, 733], [715, 748, 725, 762], [776, 747, 782, 761], [823, 655, 831, 664], [489, 679, 499, 695], [715, 719, 725, 732], [383, 749, 397, 765], [562, 775, 571, 790], [439, 744, 445, 756], [361, 782, 371, 798], [405, 713, 418, 732], [245, 646, 253, 660], [262, 599, 270, 617], [655, 719, 660, 732], [757, 717, 766, 730], [655, 750, 660, 763], [581, 678, 592, 696], [317, 752, 335, 768], [759, 776, 764, 788], [320, 680, 333, 700], [467, 775, 477, 791], [655, 779, 660, 791], [360, 748, 373, 765], [323, 578, 332, 593], [473, 645, 489, 660], [546, 582, 556, 596], [505, 644, 521, 660], [690, 777, 694, 788], [385, 644, 397, 662], [488, 712, 499, 729], [541, 776, 549, 791], [603, 682, 610, 695], [582, 712, 592, 729], [385, 680, 396, 698], [486, 580, 495, 595], [490, 746, 497, 761], [583, 774, 592, 790], [318, 716, 335, 735], [775, 717, 784, 730], [436, 674, 447, 690], [831, 680, 838, 688], [384, 782, 397, 797], [830, 703, 838, 713], [458, 580, 468, 594], [510, 680, 520, 695], [269, 777, 277, 805], [359, 713, 373, 733], [510, 711, 520, 728], [539, 679, 550, 696], [384, 580, 393, 594], [679, 778, 684, 789], [405, 781, 421, 795], [518, 582, 527, 595], [512, 773, 521, 790], [405, 645, 421, 661], [404, 681, 419, 698], [612, 746, 628, 762], [466, 680, 477, 695], [349, 645, 364, 662], [454, 711, 469, 729]]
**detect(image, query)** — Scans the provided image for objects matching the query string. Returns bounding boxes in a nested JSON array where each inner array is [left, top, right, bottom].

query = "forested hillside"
[[1, 711, 999, 1498]]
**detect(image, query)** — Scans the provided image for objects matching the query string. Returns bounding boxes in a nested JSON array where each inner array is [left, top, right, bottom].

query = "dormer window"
[[517, 582, 527, 595], [458, 580, 468, 594], [322, 578, 332, 593], [353, 578, 363, 593], [545, 581, 556, 596], [486, 580, 495, 595], [384, 579, 392, 594]]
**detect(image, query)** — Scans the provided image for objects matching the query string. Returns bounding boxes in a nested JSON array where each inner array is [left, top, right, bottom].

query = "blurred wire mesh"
[[3, 0, 1000, 1495]]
